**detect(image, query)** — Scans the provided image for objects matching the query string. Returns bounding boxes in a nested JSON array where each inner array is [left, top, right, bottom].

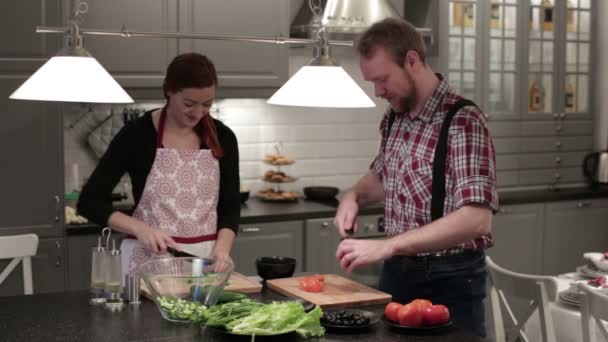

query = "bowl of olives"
[[320, 309, 379, 330]]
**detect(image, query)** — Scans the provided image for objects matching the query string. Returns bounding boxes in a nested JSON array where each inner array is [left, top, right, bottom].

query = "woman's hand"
[[210, 247, 234, 272], [133, 223, 176, 254]]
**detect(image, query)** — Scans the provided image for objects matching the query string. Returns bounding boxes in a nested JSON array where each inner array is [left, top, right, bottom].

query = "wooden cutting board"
[[140, 272, 262, 300], [266, 274, 391, 309]]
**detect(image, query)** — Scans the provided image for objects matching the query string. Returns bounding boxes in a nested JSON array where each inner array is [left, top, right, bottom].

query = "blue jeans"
[[378, 250, 487, 337]]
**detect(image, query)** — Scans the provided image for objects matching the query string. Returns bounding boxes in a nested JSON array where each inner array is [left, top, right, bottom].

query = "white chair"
[[580, 282, 608, 342], [0, 234, 39, 295], [486, 256, 558, 342]]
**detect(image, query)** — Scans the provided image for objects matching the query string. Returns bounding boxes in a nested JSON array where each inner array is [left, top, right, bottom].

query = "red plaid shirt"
[[370, 75, 499, 255]]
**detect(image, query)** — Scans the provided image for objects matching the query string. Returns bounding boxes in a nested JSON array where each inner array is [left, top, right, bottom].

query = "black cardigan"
[[77, 110, 240, 234]]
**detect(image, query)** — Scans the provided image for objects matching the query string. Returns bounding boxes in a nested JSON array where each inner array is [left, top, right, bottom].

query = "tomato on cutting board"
[[299, 275, 324, 292]]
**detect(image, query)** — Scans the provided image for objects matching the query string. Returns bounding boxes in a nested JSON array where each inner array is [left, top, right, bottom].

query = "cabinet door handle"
[[54, 195, 61, 222], [55, 255, 62, 267], [321, 221, 330, 229], [241, 227, 260, 233], [576, 201, 592, 208]]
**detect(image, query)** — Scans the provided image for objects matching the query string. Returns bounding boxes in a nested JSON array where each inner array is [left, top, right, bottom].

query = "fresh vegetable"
[[384, 302, 402, 322], [217, 291, 248, 303], [421, 304, 450, 326], [398, 302, 422, 327], [299, 275, 324, 292], [158, 296, 207, 322], [225, 301, 325, 337], [202, 299, 266, 327]]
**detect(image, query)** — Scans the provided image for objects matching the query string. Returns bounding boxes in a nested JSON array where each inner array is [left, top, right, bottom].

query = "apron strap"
[[156, 106, 168, 148], [124, 233, 217, 244], [431, 99, 478, 221]]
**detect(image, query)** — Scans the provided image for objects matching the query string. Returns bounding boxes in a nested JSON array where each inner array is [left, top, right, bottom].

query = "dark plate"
[[321, 309, 379, 329], [203, 325, 298, 338], [264, 298, 315, 313], [381, 315, 453, 332]]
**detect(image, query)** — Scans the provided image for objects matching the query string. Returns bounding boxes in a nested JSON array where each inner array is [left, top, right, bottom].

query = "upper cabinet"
[[72, 0, 288, 93], [178, 0, 289, 93]]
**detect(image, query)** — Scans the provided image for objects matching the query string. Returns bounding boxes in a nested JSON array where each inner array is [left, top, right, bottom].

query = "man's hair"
[[356, 17, 426, 66]]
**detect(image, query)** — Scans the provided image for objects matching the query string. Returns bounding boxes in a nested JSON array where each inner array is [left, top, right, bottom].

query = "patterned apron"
[[121, 107, 220, 274]]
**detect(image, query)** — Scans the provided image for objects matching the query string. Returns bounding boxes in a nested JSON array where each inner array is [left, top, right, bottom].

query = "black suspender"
[[384, 99, 478, 221], [431, 99, 477, 221]]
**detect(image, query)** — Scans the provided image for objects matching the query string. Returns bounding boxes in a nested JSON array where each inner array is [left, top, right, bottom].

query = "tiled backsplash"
[[63, 99, 384, 196]]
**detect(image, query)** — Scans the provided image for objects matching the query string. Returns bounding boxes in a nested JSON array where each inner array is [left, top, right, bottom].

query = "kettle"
[[583, 151, 608, 184]]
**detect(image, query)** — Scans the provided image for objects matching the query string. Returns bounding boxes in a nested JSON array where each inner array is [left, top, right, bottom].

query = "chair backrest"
[[0, 234, 39, 295], [486, 256, 558, 342], [580, 282, 608, 342]]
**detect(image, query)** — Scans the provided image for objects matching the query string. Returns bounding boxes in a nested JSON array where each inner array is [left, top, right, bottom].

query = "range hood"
[[291, 0, 401, 40]]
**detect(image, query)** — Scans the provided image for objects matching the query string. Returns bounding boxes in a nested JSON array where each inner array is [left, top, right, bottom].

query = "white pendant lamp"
[[9, 10, 133, 104], [267, 1, 374, 109]]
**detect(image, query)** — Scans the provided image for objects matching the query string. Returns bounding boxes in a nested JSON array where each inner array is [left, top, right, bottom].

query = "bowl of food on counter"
[[139, 257, 233, 322]]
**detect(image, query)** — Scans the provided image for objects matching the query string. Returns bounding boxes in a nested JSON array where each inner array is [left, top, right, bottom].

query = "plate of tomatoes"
[[382, 299, 452, 332]]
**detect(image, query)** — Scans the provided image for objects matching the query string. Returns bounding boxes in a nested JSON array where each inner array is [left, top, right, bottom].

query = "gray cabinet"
[[542, 198, 608, 275], [178, 0, 289, 92], [486, 204, 544, 274], [305, 218, 341, 274], [0, 238, 66, 296], [72, 0, 178, 88], [0, 79, 63, 237], [232, 221, 304, 276]]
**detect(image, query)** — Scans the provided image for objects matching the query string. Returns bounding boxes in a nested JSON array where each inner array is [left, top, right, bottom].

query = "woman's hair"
[[163, 53, 223, 158], [356, 17, 426, 66]]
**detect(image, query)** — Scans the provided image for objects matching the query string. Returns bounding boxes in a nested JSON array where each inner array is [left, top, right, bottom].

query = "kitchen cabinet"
[[232, 220, 304, 276], [66, 0, 288, 93], [542, 198, 608, 275], [0, 238, 66, 296], [305, 218, 342, 275], [0, 79, 63, 238], [66, 233, 125, 291], [440, 0, 595, 189], [486, 203, 544, 274], [178, 0, 288, 93]]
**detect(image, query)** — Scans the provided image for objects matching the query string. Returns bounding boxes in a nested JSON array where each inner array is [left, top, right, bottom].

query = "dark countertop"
[[66, 186, 608, 235], [0, 290, 482, 342]]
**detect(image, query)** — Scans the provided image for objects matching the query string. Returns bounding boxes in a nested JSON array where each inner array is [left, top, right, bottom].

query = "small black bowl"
[[255, 256, 296, 281], [240, 190, 250, 204], [303, 186, 339, 200]]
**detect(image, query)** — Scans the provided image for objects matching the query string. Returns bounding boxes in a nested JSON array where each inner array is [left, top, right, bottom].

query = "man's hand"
[[334, 191, 360, 237], [336, 238, 394, 273], [133, 223, 176, 254]]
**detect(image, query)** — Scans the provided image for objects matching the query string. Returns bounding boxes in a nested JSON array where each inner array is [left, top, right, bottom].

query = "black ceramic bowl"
[[255, 256, 296, 280], [303, 186, 339, 200], [240, 190, 250, 204]]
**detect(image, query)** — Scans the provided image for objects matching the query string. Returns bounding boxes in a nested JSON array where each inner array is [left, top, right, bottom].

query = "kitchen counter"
[[65, 186, 608, 234], [0, 289, 482, 342]]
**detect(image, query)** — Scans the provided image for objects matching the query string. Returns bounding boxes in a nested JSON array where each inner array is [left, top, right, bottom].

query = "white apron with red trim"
[[121, 108, 220, 274]]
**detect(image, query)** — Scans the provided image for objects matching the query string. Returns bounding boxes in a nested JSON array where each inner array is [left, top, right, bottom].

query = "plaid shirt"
[[370, 75, 499, 255]]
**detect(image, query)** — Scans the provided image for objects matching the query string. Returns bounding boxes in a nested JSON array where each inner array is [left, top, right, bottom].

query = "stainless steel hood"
[[291, 0, 401, 40]]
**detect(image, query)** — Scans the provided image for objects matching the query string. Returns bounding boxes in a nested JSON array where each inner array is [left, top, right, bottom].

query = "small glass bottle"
[[89, 237, 106, 305], [529, 77, 545, 112], [565, 78, 575, 112], [104, 239, 125, 311], [542, 0, 554, 32]]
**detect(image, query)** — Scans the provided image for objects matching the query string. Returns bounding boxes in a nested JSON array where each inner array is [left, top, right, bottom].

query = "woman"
[[78, 53, 239, 274]]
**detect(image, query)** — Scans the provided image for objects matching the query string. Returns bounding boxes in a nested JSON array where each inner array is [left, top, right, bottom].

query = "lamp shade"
[[267, 65, 375, 108], [9, 56, 133, 103]]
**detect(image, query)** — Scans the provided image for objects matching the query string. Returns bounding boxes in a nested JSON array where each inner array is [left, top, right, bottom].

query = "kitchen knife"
[[167, 245, 205, 258]]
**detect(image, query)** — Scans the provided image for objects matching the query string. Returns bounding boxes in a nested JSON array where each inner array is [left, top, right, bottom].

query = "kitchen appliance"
[[266, 274, 391, 309], [583, 151, 608, 184], [303, 186, 339, 200]]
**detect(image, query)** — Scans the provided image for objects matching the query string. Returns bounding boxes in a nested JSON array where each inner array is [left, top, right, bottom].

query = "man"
[[334, 18, 498, 337]]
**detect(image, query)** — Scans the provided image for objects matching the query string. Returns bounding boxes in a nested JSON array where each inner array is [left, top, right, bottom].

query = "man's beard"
[[398, 71, 417, 113]]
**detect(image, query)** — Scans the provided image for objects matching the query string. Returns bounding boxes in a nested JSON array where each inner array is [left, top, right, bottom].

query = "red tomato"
[[384, 302, 402, 322], [312, 274, 325, 282], [299, 276, 324, 292], [397, 303, 423, 327], [421, 304, 450, 326], [410, 299, 432, 311]]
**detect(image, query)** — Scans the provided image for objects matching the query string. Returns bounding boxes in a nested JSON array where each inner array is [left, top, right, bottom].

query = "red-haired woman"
[[78, 53, 239, 274]]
